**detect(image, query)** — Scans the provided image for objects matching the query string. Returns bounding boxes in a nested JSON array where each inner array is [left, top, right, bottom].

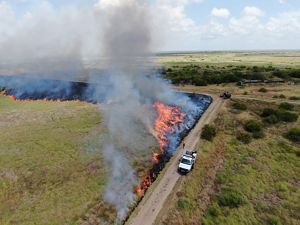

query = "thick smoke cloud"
[[93, 0, 197, 219], [0, 0, 197, 220]]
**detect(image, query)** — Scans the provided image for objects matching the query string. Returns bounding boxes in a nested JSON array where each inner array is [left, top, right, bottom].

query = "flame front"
[[136, 101, 186, 194], [153, 102, 186, 154]]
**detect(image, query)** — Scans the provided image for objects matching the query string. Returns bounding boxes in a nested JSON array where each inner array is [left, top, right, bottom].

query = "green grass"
[[160, 98, 300, 225], [202, 101, 300, 225], [204, 138, 300, 225], [0, 94, 107, 225]]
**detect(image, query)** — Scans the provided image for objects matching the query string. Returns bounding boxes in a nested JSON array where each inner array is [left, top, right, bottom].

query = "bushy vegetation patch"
[[289, 96, 300, 100], [267, 216, 283, 225], [263, 114, 280, 124], [244, 119, 262, 132], [279, 94, 286, 99], [236, 132, 252, 144], [261, 108, 278, 117], [232, 102, 247, 110], [216, 189, 244, 208], [252, 130, 265, 139], [258, 87, 268, 93], [286, 128, 300, 143], [261, 108, 298, 123], [201, 124, 217, 141], [279, 111, 298, 122], [206, 204, 221, 217], [177, 197, 192, 210], [279, 102, 294, 111], [161, 65, 274, 86]]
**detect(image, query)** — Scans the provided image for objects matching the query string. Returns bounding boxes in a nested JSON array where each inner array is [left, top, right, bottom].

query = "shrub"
[[177, 197, 191, 210], [272, 95, 278, 99], [278, 94, 286, 99], [207, 203, 221, 217], [217, 189, 244, 208], [243, 91, 248, 95], [237, 132, 252, 144], [267, 216, 282, 225], [276, 181, 289, 192], [261, 108, 278, 117], [258, 87, 268, 93], [232, 102, 247, 110], [279, 111, 298, 122], [252, 130, 265, 139], [279, 102, 294, 111], [263, 115, 280, 124], [289, 96, 300, 100], [201, 124, 217, 141], [286, 128, 300, 142], [244, 120, 262, 132]]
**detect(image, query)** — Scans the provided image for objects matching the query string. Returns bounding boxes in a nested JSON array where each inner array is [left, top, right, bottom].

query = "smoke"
[[0, 0, 199, 220]]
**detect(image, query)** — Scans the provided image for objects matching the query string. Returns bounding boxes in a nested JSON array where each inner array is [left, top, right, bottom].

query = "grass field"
[[0, 94, 107, 225], [157, 51, 300, 69], [159, 85, 300, 225]]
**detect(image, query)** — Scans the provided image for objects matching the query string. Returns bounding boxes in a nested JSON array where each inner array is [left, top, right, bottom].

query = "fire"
[[153, 102, 186, 153], [135, 101, 186, 195], [152, 152, 159, 163], [6, 94, 82, 103]]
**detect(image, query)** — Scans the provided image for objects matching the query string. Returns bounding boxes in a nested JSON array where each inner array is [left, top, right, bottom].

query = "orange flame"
[[6, 94, 82, 103], [153, 102, 186, 153], [135, 101, 186, 194], [152, 152, 159, 163]]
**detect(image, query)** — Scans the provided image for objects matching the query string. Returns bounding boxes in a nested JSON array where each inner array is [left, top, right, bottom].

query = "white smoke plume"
[[0, 0, 197, 220]]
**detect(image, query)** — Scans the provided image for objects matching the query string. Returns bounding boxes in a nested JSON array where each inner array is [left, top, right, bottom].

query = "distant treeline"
[[161, 64, 300, 86]]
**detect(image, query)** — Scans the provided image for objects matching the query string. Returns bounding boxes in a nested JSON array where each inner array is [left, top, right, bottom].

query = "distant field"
[[0, 95, 107, 225], [157, 51, 300, 68]]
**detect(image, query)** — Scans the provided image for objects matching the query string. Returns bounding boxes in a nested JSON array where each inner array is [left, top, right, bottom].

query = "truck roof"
[[182, 155, 193, 160]]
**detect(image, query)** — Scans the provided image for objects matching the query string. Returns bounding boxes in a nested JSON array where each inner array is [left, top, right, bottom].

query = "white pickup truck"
[[178, 150, 197, 174]]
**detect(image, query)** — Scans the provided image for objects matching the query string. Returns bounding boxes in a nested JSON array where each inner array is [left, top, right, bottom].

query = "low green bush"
[[286, 128, 300, 142], [279, 111, 298, 122], [237, 132, 252, 144], [232, 102, 247, 110], [289, 96, 300, 100], [177, 197, 192, 210], [261, 108, 298, 123], [261, 108, 278, 117], [263, 115, 280, 124], [201, 124, 217, 141], [278, 94, 286, 99], [217, 189, 244, 208], [267, 216, 282, 225], [258, 87, 268, 93], [252, 130, 265, 139], [206, 203, 221, 217], [279, 102, 294, 111], [244, 120, 262, 132]]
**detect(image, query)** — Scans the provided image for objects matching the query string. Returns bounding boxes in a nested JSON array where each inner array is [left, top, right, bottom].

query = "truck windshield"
[[181, 158, 191, 165]]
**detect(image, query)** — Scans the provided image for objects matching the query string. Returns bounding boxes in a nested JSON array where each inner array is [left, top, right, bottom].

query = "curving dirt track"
[[126, 96, 224, 225]]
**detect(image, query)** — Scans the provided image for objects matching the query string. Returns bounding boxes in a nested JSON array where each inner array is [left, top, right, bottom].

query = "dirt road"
[[126, 96, 224, 225]]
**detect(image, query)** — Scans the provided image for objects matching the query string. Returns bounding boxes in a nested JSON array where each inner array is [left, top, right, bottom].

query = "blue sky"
[[1, 0, 300, 51]]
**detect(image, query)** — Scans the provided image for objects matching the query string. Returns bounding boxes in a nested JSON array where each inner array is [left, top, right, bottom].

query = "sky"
[[0, 0, 300, 52]]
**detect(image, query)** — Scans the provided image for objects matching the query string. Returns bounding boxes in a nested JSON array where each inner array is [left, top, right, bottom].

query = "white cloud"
[[243, 6, 265, 17], [0, 0, 299, 52], [211, 7, 230, 18]]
